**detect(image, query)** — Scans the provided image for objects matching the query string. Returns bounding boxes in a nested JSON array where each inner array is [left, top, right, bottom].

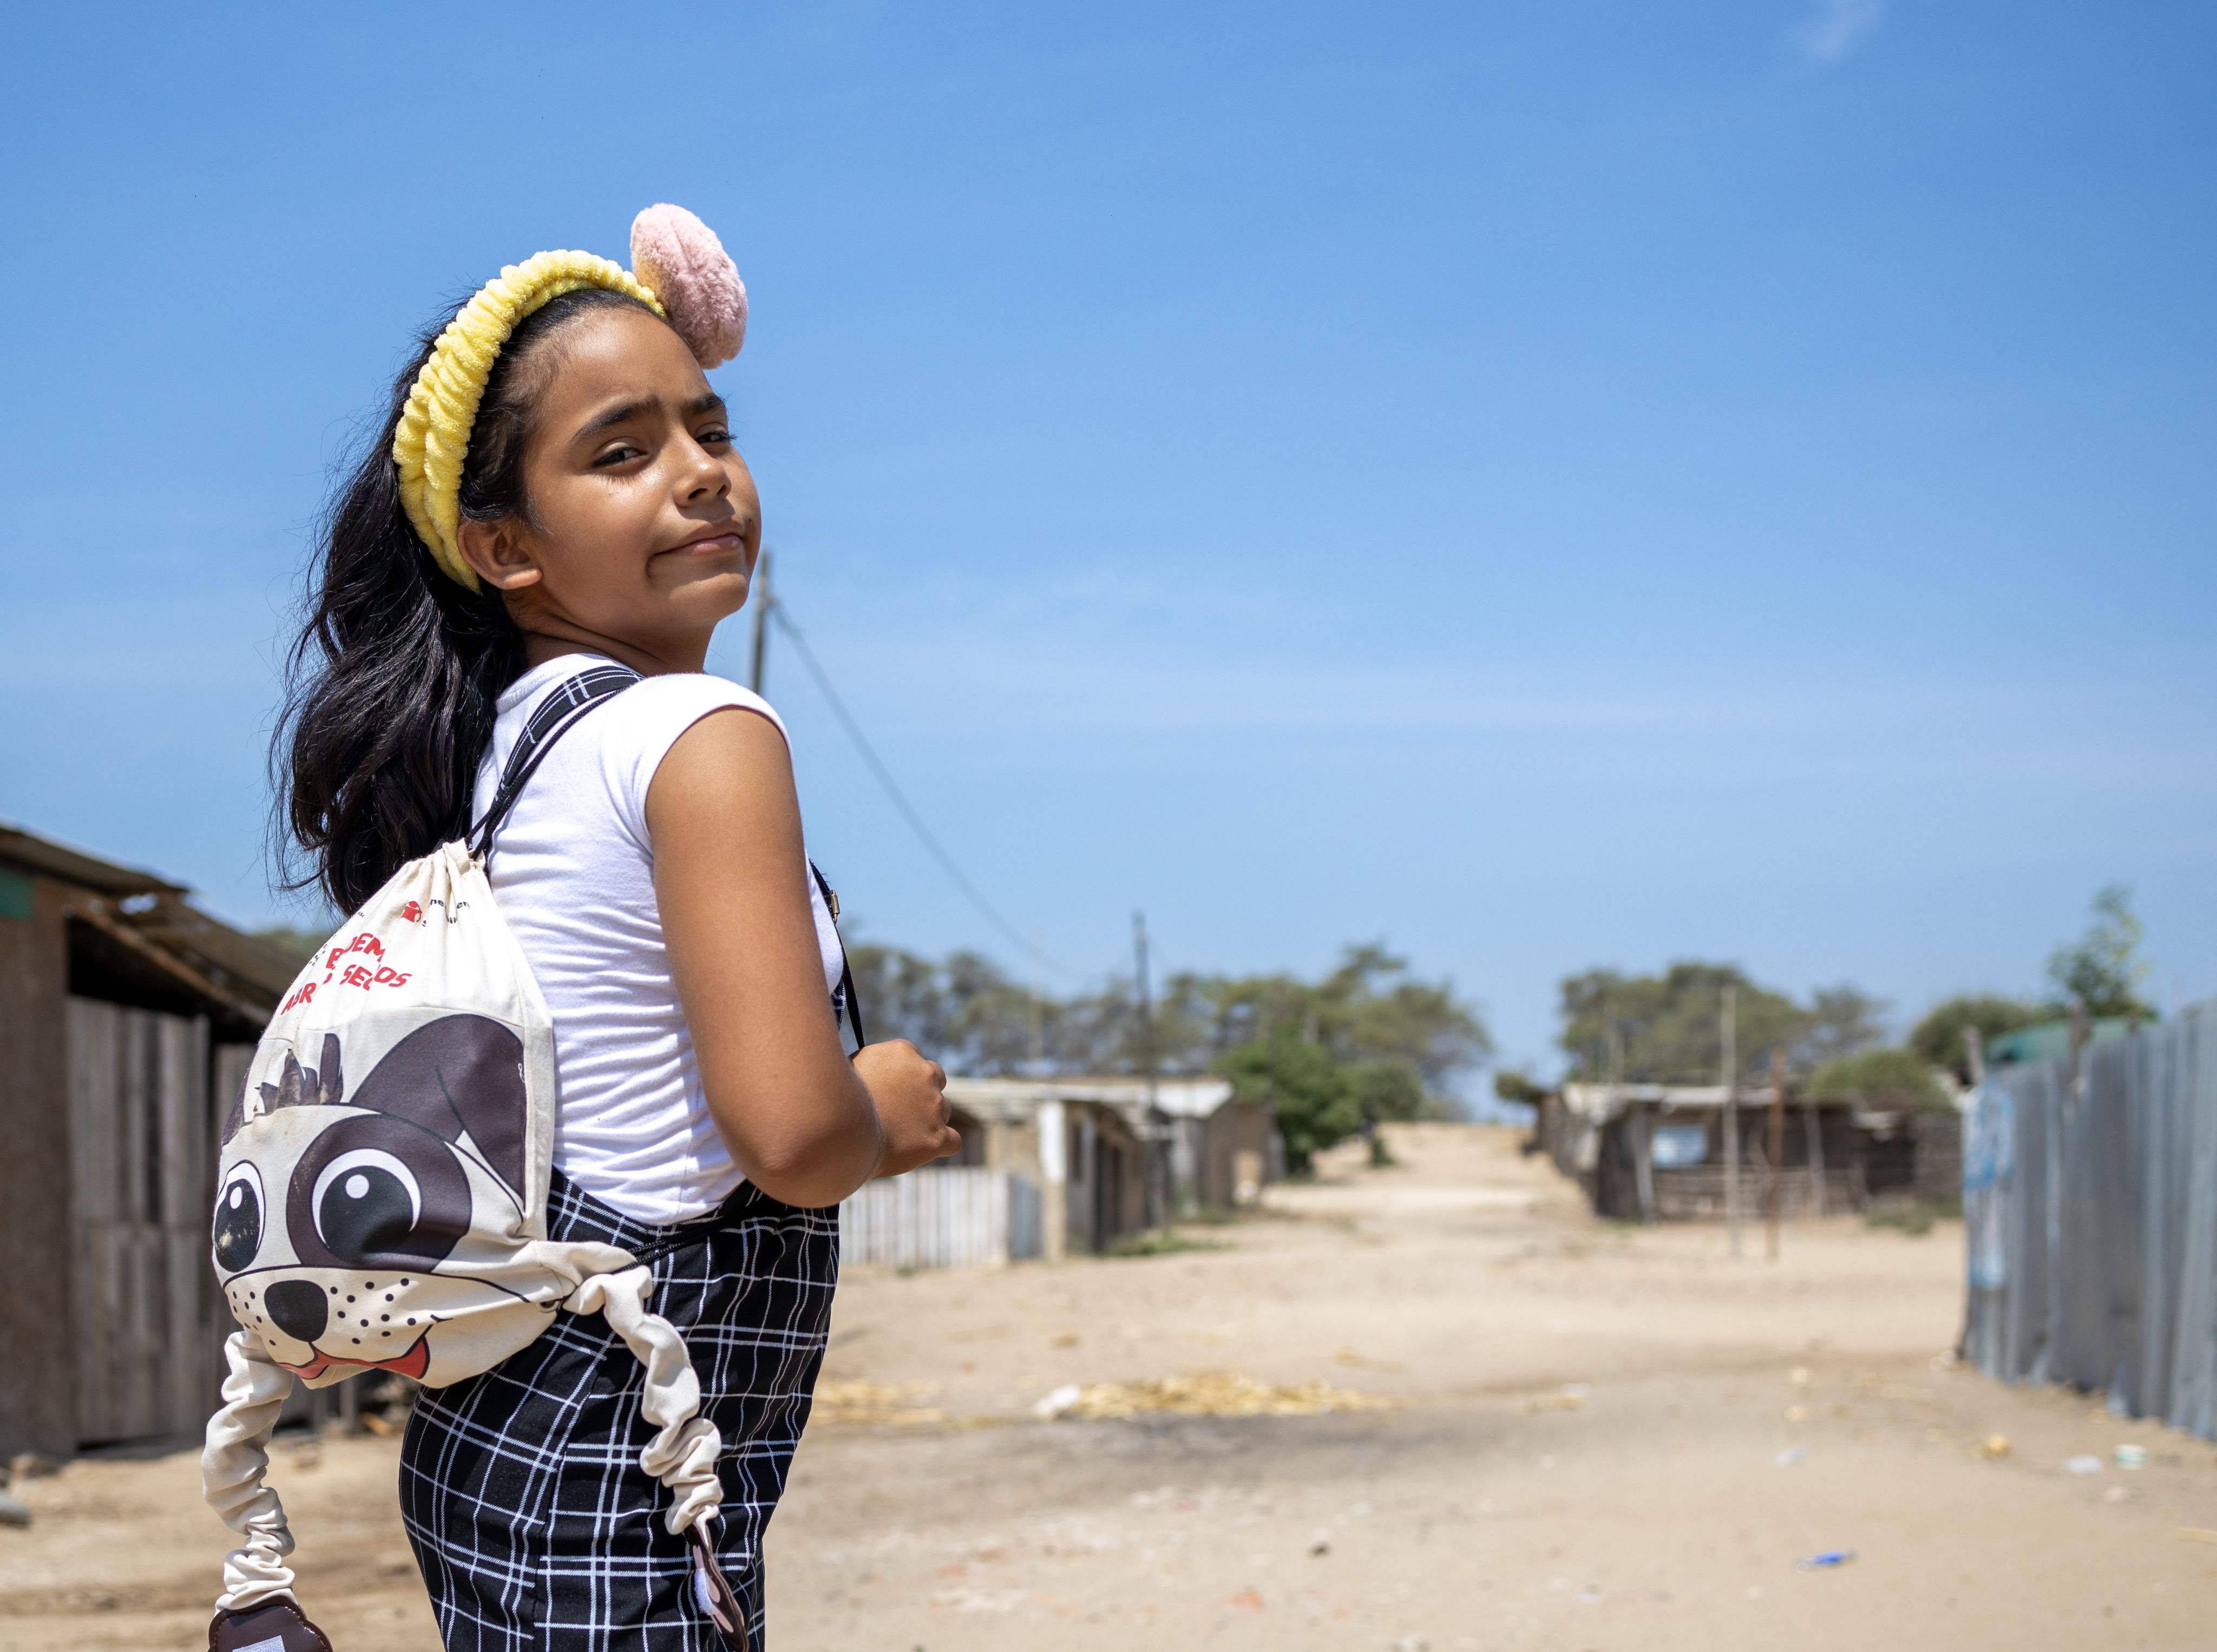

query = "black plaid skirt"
[[398, 1171, 839, 1650]]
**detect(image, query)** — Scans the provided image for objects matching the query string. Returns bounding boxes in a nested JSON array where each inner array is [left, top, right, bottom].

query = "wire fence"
[[1962, 1001, 2217, 1436]]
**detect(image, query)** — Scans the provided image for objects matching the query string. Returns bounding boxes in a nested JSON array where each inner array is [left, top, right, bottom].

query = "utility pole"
[[1804, 1100, 1826, 1217], [749, 546, 773, 694], [1608, 1024, 1650, 1221], [1133, 910, 1164, 1227], [1766, 1045, 1786, 1261], [1132, 910, 1158, 1106], [1028, 929, 1046, 1074], [1722, 985, 1741, 1257]]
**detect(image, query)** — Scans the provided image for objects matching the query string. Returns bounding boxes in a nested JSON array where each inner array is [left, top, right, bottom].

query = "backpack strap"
[[467, 665, 868, 1054], [202, 1332, 299, 1615], [467, 663, 642, 861], [810, 861, 868, 1051]]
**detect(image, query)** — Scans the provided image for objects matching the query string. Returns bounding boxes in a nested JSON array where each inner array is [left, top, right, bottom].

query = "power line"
[[769, 602, 1086, 981]]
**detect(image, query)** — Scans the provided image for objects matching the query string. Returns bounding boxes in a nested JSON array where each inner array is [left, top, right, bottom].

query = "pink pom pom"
[[629, 204, 747, 369]]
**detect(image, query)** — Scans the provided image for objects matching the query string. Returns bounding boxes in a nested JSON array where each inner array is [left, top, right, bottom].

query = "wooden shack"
[[940, 1079, 1162, 1258], [0, 823, 297, 1458], [1537, 1082, 1871, 1222], [1145, 1078, 1277, 1215]]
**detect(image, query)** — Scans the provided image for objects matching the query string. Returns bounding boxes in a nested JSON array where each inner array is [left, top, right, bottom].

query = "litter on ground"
[[1033, 1371, 1391, 1421], [1796, 1550, 1857, 1571], [812, 1379, 948, 1425], [1521, 1384, 1590, 1413], [1332, 1346, 1405, 1373]]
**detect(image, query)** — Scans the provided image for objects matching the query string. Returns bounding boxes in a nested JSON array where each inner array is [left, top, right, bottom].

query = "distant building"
[[0, 821, 301, 1458], [1145, 1078, 1279, 1215], [1533, 1081, 1956, 1222], [941, 1076, 1278, 1258]]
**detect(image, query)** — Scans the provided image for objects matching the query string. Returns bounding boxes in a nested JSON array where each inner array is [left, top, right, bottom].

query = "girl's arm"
[[650, 706, 959, 1208]]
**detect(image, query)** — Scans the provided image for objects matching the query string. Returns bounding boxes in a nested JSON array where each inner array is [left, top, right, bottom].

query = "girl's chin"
[[658, 563, 755, 614]]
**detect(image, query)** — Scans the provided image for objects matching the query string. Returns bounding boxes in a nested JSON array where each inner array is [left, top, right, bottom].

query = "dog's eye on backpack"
[[212, 1163, 265, 1274], [289, 1115, 471, 1270], [312, 1148, 422, 1266]]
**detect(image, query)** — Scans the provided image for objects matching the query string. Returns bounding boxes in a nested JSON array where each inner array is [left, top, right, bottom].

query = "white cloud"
[[1794, 0, 1886, 63]]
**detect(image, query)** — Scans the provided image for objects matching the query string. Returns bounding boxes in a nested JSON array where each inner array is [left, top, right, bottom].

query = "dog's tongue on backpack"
[[280, 1337, 431, 1383]]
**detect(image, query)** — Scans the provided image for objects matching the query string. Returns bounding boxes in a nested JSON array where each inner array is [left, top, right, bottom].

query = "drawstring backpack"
[[202, 665, 861, 1652]]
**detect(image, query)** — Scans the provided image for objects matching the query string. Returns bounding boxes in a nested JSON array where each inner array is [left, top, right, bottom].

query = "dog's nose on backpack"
[[265, 1279, 330, 1343]]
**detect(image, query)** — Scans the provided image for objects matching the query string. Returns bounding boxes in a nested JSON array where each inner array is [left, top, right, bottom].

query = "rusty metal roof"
[[0, 819, 301, 1019], [0, 820, 187, 897]]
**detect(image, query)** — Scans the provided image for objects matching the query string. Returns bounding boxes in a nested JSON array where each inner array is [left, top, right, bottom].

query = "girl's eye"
[[697, 426, 731, 446], [592, 443, 646, 468]]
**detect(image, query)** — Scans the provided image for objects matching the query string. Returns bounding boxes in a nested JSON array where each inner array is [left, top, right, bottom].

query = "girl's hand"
[[854, 1040, 962, 1177]]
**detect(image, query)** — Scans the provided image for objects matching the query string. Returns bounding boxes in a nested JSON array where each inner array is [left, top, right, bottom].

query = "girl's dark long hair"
[[277, 286, 657, 912]]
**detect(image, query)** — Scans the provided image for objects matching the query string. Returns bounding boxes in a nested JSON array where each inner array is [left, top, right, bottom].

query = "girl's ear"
[[456, 517, 544, 591]]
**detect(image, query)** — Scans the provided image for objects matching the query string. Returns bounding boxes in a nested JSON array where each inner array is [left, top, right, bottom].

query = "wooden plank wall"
[[65, 998, 232, 1444], [0, 874, 72, 1458]]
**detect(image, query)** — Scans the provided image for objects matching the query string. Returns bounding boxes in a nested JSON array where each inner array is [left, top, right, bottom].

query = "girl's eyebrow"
[[572, 391, 728, 442], [573, 396, 657, 441]]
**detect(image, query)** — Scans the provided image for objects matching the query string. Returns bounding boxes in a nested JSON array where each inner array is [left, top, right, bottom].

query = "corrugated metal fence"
[[1963, 1001, 2217, 1436], [840, 1167, 1042, 1269]]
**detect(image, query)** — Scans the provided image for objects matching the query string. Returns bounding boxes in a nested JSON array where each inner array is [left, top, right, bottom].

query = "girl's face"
[[457, 305, 761, 670]]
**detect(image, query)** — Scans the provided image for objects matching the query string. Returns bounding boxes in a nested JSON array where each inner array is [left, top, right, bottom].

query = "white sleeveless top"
[[471, 655, 844, 1223]]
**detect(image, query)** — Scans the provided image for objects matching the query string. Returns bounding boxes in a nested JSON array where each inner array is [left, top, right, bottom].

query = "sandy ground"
[[7, 1122, 2216, 1650]]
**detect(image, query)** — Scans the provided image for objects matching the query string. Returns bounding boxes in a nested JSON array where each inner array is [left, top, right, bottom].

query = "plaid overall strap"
[[467, 664, 641, 862]]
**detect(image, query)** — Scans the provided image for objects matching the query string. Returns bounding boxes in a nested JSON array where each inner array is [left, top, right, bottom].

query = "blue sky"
[[2, 2, 2211, 1081]]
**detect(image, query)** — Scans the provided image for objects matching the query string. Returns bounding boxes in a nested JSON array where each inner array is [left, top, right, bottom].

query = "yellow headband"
[[392, 250, 665, 589]]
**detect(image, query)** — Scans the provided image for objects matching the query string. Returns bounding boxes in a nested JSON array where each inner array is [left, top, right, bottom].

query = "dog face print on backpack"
[[212, 1012, 550, 1386]]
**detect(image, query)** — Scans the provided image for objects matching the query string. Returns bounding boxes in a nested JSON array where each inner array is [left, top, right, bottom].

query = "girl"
[[276, 207, 957, 1649]]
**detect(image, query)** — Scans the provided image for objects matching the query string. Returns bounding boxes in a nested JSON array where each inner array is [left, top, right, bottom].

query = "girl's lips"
[[665, 530, 744, 555]]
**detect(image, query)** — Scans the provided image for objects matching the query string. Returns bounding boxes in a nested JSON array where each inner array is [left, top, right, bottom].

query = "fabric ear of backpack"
[[201, 665, 750, 1651]]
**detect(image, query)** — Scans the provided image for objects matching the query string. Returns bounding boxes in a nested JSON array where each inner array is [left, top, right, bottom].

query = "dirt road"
[[7, 1123, 2214, 1650]]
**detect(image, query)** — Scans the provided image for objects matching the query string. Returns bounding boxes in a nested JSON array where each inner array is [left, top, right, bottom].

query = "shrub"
[[1807, 1047, 1950, 1112]]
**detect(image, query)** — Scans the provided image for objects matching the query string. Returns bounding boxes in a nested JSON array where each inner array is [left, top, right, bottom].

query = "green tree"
[[845, 943, 1061, 1074], [1558, 962, 1804, 1085], [1492, 1068, 1549, 1108], [2046, 884, 2159, 1020], [1350, 1057, 1429, 1125], [1349, 1057, 1429, 1166], [940, 950, 1041, 1073], [1218, 1034, 1362, 1174], [843, 939, 1491, 1113], [1800, 985, 1890, 1066], [1807, 1048, 1950, 1113], [848, 942, 961, 1056], [1558, 964, 1894, 1084], [1315, 945, 1493, 1086], [1132, 945, 1487, 1116], [1908, 994, 2042, 1086]]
